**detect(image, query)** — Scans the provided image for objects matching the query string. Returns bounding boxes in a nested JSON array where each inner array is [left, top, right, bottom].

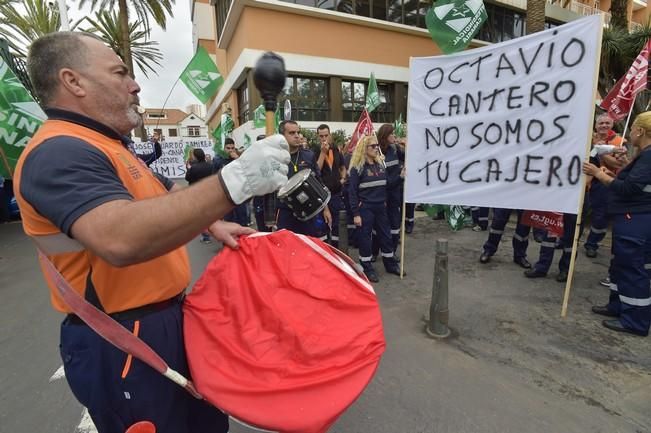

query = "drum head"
[[278, 169, 311, 197]]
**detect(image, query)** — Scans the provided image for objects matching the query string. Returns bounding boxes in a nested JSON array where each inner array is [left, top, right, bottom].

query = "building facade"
[[141, 108, 210, 141], [191, 0, 651, 136]]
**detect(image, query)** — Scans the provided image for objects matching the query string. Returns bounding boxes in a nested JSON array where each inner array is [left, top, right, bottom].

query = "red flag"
[[600, 39, 650, 121], [347, 109, 374, 153]]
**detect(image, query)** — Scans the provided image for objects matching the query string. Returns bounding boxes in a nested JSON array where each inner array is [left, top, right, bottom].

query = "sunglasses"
[[367, 144, 379, 148]]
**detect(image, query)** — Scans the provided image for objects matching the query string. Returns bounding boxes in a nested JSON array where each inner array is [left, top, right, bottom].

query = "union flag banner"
[[347, 109, 374, 154], [600, 39, 650, 121]]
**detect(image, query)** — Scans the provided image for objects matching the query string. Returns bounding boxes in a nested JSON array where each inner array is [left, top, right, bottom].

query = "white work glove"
[[218, 134, 290, 205]]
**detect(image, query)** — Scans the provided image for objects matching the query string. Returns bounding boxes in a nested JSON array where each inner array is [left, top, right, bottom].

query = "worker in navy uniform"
[[584, 114, 626, 258], [470, 207, 489, 231], [523, 213, 577, 282], [479, 208, 532, 268], [349, 134, 401, 283], [276, 120, 331, 236], [316, 124, 346, 247], [377, 124, 405, 250], [583, 111, 651, 337]]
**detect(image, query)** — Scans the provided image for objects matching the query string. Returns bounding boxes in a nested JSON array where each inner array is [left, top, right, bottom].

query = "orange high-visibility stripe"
[[121, 320, 141, 379]]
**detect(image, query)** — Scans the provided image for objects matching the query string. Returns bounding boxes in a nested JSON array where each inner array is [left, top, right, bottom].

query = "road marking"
[[49, 365, 65, 382], [76, 408, 97, 433]]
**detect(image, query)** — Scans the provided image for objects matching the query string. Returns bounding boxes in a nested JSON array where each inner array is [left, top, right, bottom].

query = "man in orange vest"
[[585, 114, 626, 258], [14, 32, 290, 433]]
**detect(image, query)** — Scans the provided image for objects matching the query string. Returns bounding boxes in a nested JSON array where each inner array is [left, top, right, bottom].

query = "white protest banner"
[[133, 139, 215, 179], [405, 15, 601, 214]]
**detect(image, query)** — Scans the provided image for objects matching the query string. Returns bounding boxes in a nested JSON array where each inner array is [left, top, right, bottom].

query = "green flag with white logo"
[[253, 104, 265, 129], [0, 57, 46, 178], [212, 113, 234, 157], [393, 113, 406, 138], [180, 46, 224, 104], [426, 0, 487, 54], [365, 73, 380, 113]]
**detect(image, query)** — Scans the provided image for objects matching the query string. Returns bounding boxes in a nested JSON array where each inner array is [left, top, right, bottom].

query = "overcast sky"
[[67, 2, 197, 111]]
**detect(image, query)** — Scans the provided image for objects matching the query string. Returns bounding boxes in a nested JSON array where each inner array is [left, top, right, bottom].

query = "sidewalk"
[[320, 213, 650, 433]]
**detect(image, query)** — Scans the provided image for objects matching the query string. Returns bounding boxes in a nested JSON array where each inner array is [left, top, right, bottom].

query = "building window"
[[237, 82, 250, 125], [477, 4, 525, 43], [168, 128, 178, 137], [188, 126, 201, 137], [148, 113, 166, 119], [280, 0, 427, 27], [281, 76, 329, 121], [342, 79, 394, 123], [215, 0, 233, 40]]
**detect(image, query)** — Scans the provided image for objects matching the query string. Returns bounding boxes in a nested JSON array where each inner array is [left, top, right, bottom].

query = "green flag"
[[426, 0, 487, 54], [212, 113, 234, 157], [253, 104, 265, 129], [183, 144, 192, 161], [274, 105, 282, 133], [393, 113, 406, 138], [179, 46, 224, 104], [365, 73, 380, 113], [0, 58, 46, 178]]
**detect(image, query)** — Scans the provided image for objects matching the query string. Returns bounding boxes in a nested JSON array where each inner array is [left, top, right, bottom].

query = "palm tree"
[[78, 0, 174, 77], [81, 10, 163, 78], [0, 0, 72, 57], [609, 0, 628, 31], [526, 0, 547, 35]]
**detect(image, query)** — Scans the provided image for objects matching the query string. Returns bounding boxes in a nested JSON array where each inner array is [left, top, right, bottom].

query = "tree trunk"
[[117, 0, 134, 77], [609, 0, 628, 31], [526, 0, 547, 35]]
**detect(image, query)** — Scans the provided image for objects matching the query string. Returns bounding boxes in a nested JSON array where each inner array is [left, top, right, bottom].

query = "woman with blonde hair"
[[348, 134, 401, 282], [583, 111, 651, 337]]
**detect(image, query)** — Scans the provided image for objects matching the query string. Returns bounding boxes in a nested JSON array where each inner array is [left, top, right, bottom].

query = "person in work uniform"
[[13, 32, 290, 433], [585, 114, 625, 258], [316, 124, 346, 247], [185, 148, 215, 244], [377, 124, 405, 251], [276, 120, 331, 236], [523, 213, 577, 282], [471, 207, 489, 231], [479, 208, 532, 269], [583, 111, 651, 337], [349, 134, 401, 282]]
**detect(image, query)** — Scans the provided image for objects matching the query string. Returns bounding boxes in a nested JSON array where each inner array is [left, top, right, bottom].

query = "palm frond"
[[80, 10, 163, 78]]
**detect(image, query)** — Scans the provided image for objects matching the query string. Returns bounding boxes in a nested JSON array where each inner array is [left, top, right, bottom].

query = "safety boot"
[[360, 260, 379, 283]]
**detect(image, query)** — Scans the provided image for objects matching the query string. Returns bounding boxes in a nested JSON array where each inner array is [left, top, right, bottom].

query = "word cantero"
[[417, 154, 582, 187]]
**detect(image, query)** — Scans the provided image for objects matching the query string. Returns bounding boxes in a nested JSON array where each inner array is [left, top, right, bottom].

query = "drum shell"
[[278, 169, 331, 221]]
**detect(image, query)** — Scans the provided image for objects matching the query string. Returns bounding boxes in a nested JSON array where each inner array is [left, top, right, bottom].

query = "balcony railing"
[[547, 0, 611, 26]]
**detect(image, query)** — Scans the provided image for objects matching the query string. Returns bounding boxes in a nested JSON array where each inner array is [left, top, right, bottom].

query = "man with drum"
[[14, 32, 290, 433], [276, 120, 331, 235]]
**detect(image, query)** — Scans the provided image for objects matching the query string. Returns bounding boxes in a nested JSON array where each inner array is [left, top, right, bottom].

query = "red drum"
[[183, 230, 385, 433]]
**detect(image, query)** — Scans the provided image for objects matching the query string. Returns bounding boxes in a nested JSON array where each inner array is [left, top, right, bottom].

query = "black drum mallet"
[[253, 52, 287, 228]]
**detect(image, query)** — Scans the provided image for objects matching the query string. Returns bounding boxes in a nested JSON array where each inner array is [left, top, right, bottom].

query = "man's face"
[[595, 117, 614, 135], [283, 123, 301, 149], [224, 143, 237, 157], [76, 37, 142, 135], [318, 128, 331, 146]]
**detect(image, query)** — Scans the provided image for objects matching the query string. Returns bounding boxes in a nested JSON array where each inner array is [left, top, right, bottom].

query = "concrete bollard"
[[426, 239, 451, 339], [338, 209, 348, 255]]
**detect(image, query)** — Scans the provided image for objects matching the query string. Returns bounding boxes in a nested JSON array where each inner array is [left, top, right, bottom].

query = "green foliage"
[[599, 22, 651, 127], [80, 10, 163, 78], [331, 129, 349, 149], [0, 0, 82, 57], [78, 0, 174, 35], [300, 128, 320, 154]]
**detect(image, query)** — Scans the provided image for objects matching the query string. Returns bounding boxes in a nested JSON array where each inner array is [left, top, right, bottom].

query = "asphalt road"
[[1, 213, 650, 433]]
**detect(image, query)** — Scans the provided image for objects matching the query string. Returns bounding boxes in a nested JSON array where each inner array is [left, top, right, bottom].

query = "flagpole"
[[621, 91, 640, 138], [154, 76, 182, 133], [0, 147, 14, 178], [560, 13, 605, 318]]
